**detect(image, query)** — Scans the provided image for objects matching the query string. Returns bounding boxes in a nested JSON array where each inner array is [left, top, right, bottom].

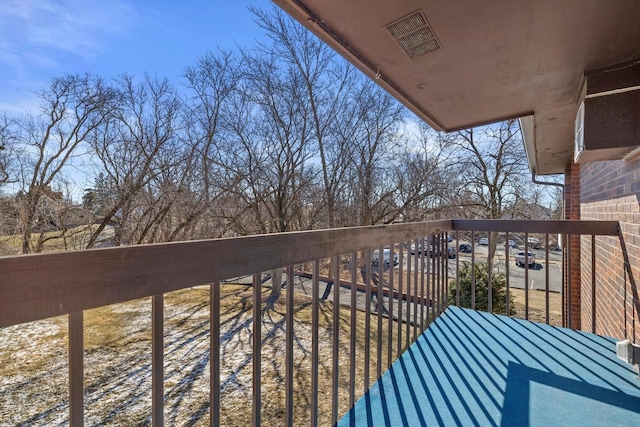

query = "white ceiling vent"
[[386, 10, 441, 59]]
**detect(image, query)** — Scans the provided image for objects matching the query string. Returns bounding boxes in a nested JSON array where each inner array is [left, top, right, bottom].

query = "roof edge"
[[519, 115, 537, 174]]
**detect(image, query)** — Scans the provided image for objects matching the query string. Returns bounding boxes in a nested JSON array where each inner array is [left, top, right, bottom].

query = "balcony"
[[1, 219, 639, 425]]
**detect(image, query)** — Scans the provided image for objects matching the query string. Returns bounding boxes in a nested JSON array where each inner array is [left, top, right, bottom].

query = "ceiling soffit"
[[274, 0, 640, 174]]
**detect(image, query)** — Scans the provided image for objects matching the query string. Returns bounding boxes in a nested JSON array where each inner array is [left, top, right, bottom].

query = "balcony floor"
[[339, 307, 640, 427]]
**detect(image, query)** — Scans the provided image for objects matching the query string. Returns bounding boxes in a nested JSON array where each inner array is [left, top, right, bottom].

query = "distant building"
[[32, 186, 95, 229], [34, 185, 64, 219], [54, 206, 96, 228]]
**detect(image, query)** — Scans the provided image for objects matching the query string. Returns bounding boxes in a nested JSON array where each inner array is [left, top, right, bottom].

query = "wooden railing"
[[0, 219, 621, 426]]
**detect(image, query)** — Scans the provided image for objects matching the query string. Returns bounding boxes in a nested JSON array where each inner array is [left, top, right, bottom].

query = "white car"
[[515, 251, 536, 268], [527, 237, 541, 249], [478, 237, 489, 245], [372, 248, 399, 268], [410, 242, 424, 255]]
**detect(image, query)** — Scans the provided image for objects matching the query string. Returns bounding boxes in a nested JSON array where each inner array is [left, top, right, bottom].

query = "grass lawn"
[[0, 224, 100, 255], [0, 284, 398, 426]]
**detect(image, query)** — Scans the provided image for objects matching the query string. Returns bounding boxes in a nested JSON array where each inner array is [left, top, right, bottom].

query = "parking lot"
[[401, 239, 563, 293]]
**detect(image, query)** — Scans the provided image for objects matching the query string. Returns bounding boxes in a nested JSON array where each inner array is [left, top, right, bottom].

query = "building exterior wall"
[[579, 149, 640, 343], [565, 162, 582, 330], [56, 207, 95, 228]]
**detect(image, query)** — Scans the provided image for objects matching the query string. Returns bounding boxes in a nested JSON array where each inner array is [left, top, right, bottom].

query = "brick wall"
[[564, 163, 582, 330], [579, 148, 640, 343]]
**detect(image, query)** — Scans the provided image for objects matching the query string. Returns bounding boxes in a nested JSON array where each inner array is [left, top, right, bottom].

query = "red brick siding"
[[565, 163, 582, 330], [580, 149, 640, 343]]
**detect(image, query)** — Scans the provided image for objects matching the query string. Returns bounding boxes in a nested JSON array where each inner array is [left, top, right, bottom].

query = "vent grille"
[[386, 10, 440, 58]]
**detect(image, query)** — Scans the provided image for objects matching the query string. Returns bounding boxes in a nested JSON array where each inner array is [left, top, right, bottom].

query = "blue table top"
[[338, 306, 640, 427]]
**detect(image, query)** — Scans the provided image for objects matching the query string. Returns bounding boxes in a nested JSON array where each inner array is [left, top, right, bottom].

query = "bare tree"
[[216, 44, 317, 301], [85, 74, 183, 248], [0, 115, 21, 187], [10, 74, 118, 253], [252, 6, 357, 229], [342, 79, 406, 226], [179, 49, 245, 240], [439, 120, 530, 267], [550, 185, 564, 220], [393, 124, 456, 222]]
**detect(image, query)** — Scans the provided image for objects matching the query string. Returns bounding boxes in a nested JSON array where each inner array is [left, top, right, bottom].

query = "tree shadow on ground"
[[2, 283, 369, 426]]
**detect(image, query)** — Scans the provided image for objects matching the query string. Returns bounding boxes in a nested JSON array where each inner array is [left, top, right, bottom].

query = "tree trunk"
[[268, 268, 283, 307], [20, 194, 40, 254]]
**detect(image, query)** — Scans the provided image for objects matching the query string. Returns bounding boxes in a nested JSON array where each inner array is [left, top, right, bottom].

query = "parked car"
[[372, 248, 399, 268], [478, 237, 489, 245], [428, 246, 457, 259], [515, 251, 536, 268], [506, 239, 517, 248], [459, 243, 472, 253], [447, 247, 457, 259], [412, 236, 440, 254], [410, 242, 424, 255], [527, 237, 541, 249]]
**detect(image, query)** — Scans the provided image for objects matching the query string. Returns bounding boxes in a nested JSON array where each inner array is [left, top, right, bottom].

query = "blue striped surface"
[[338, 306, 640, 427]]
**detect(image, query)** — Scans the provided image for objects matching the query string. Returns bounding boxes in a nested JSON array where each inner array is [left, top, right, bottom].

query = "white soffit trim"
[[585, 85, 640, 99], [519, 115, 537, 173]]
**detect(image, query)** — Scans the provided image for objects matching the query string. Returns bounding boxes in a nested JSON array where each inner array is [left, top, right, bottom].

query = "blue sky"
[[0, 0, 267, 114]]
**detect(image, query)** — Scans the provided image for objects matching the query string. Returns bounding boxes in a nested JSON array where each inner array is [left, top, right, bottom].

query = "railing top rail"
[[452, 219, 620, 235], [0, 218, 620, 328], [0, 220, 451, 328]]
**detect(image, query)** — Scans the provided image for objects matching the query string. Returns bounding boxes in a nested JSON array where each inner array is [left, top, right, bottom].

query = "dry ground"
[[0, 225, 102, 256], [1, 285, 397, 426], [511, 288, 563, 326]]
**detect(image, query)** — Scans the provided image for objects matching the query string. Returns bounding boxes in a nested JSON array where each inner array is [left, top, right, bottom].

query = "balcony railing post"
[[252, 273, 261, 427], [438, 234, 442, 317], [69, 311, 84, 427], [567, 234, 572, 329], [349, 252, 357, 408], [413, 239, 419, 341], [332, 256, 340, 424], [456, 231, 460, 308], [210, 282, 220, 427], [545, 234, 550, 324], [591, 235, 597, 333], [442, 233, 446, 313], [432, 234, 436, 322], [387, 244, 395, 368], [445, 233, 449, 311], [364, 249, 372, 391], [487, 233, 493, 314], [423, 236, 436, 324], [471, 231, 476, 310], [505, 231, 510, 316], [311, 262, 319, 427], [406, 242, 412, 348], [397, 243, 404, 356], [377, 245, 384, 379], [432, 234, 436, 316], [420, 239, 425, 330], [285, 266, 294, 427], [562, 233, 567, 328], [525, 233, 530, 320], [152, 294, 164, 427]]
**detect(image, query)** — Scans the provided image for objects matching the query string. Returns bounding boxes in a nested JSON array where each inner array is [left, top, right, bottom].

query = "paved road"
[[224, 239, 564, 327], [399, 240, 563, 293], [453, 241, 563, 292]]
